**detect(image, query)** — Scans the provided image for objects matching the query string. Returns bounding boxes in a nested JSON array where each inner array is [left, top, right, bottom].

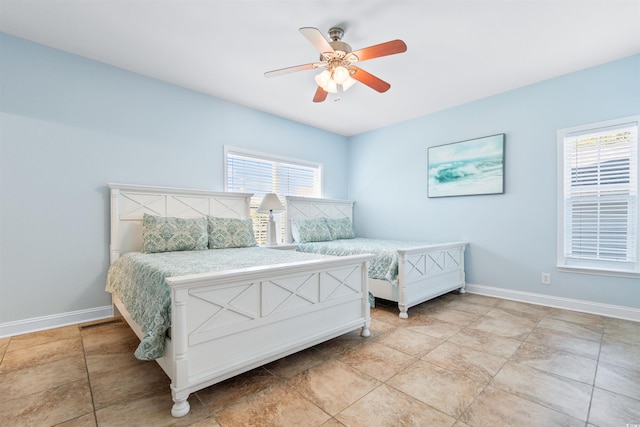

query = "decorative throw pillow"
[[326, 217, 356, 240], [208, 216, 257, 249], [291, 218, 332, 243], [142, 214, 208, 253]]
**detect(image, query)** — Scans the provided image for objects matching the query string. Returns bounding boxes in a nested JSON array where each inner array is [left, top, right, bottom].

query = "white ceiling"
[[1, 1, 639, 136]]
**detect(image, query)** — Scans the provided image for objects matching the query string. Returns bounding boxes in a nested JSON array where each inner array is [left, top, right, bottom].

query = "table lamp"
[[257, 193, 285, 245]]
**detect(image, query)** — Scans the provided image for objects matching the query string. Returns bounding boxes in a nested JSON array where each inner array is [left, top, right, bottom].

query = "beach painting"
[[428, 134, 505, 197]]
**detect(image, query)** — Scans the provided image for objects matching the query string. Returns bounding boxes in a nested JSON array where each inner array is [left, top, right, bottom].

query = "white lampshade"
[[257, 193, 284, 212]]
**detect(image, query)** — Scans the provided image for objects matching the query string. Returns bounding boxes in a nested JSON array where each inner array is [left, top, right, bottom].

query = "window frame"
[[556, 115, 640, 278], [224, 146, 323, 245]]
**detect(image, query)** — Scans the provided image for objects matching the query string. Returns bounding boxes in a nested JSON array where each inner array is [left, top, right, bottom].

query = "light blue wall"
[[2, 32, 638, 327], [0, 34, 349, 324], [348, 55, 640, 309]]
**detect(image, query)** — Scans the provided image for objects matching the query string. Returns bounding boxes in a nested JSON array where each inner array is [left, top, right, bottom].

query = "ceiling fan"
[[264, 27, 407, 102]]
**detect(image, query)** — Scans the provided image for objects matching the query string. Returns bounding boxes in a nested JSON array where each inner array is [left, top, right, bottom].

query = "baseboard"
[[465, 283, 640, 322], [0, 305, 114, 338]]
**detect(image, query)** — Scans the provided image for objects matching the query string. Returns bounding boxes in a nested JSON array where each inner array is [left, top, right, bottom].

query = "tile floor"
[[1, 292, 639, 426]]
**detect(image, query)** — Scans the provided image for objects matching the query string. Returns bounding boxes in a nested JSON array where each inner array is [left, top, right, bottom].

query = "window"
[[224, 146, 322, 244], [557, 115, 639, 276]]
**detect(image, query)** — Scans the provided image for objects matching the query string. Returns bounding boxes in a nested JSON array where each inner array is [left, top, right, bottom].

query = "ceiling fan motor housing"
[[328, 27, 351, 54]]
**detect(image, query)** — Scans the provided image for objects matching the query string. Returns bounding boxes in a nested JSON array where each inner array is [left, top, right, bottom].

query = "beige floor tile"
[[546, 309, 606, 330], [0, 336, 10, 358], [0, 353, 88, 400], [376, 327, 442, 357], [56, 412, 98, 426], [339, 341, 415, 381], [440, 298, 495, 316], [491, 361, 592, 420], [407, 317, 462, 340], [525, 326, 601, 360], [588, 387, 640, 427], [387, 360, 485, 418], [366, 317, 398, 338], [536, 316, 603, 342], [460, 386, 584, 427], [287, 359, 380, 416], [216, 382, 331, 427], [264, 347, 328, 379], [89, 358, 171, 409], [599, 338, 640, 371], [0, 379, 93, 427], [448, 328, 522, 359], [494, 299, 551, 321], [6, 324, 80, 352], [604, 317, 640, 346], [510, 341, 597, 384], [467, 307, 538, 340], [595, 360, 640, 400], [426, 307, 481, 326], [320, 418, 347, 426], [370, 303, 410, 325], [80, 320, 139, 354], [0, 336, 84, 373], [336, 383, 456, 427], [455, 293, 502, 307], [197, 367, 281, 414], [312, 328, 370, 357], [95, 387, 209, 426], [422, 341, 507, 383]]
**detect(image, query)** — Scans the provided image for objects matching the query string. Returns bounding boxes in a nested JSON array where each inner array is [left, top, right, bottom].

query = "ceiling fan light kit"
[[265, 26, 407, 102]]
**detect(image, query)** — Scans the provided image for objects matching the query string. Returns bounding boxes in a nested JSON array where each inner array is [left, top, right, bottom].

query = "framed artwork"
[[428, 133, 505, 198]]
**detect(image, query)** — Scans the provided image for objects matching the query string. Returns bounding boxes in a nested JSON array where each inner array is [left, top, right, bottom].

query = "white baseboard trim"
[[0, 305, 114, 338], [465, 283, 640, 322]]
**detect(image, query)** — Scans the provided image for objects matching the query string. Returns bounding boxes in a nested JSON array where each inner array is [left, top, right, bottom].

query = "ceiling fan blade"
[[313, 86, 328, 103], [349, 39, 407, 62], [350, 66, 391, 93], [264, 62, 323, 78], [299, 27, 335, 55]]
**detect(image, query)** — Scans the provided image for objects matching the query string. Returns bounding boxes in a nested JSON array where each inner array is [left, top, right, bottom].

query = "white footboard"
[[161, 254, 370, 416], [396, 242, 466, 318]]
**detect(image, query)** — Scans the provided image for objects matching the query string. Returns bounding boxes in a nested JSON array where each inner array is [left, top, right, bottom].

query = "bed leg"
[[398, 306, 409, 319], [171, 398, 190, 417], [458, 285, 466, 294], [360, 325, 371, 337]]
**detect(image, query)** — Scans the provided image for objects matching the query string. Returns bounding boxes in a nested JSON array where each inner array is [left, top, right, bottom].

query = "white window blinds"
[[559, 116, 639, 274], [224, 147, 322, 244]]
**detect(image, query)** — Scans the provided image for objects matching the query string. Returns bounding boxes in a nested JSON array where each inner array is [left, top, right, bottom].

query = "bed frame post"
[[458, 246, 466, 293], [397, 252, 409, 319], [170, 287, 190, 417], [110, 188, 120, 264]]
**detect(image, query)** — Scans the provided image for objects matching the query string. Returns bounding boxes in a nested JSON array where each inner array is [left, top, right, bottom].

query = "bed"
[[106, 184, 371, 417], [285, 196, 466, 319]]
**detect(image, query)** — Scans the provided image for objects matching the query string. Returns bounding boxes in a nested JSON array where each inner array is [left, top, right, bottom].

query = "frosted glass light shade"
[[342, 77, 357, 91], [332, 66, 350, 84]]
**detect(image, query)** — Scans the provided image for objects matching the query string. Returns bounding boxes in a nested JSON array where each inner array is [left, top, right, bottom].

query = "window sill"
[[557, 265, 640, 279]]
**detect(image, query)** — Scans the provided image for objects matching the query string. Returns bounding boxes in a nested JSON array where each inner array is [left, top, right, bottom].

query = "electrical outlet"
[[541, 273, 551, 285]]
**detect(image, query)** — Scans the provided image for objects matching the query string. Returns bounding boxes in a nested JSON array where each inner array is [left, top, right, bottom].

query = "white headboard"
[[284, 196, 355, 243], [109, 183, 252, 263]]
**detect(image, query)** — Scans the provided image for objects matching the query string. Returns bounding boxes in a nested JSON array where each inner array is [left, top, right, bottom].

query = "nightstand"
[[261, 243, 298, 251]]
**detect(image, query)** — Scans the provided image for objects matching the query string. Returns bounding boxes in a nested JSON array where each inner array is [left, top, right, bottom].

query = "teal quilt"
[[105, 248, 331, 360]]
